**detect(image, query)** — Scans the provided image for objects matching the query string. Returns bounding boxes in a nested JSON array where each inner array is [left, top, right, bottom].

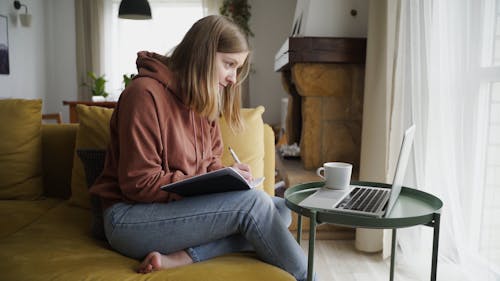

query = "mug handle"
[[316, 167, 325, 180]]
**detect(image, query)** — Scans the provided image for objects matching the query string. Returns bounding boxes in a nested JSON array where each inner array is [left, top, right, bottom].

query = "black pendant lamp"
[[118, 0, 152, 20]]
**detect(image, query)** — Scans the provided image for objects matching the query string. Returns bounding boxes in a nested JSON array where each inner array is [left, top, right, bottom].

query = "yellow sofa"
[[0, 101, 295, 281]]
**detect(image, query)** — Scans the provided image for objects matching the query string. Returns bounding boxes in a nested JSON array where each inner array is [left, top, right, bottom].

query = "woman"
[[90, 15, 308, 281]]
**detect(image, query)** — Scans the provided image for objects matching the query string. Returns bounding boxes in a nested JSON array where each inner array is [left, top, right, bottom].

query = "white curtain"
[[361, 0, 500, 280], [202, 0, 222, 15], [74, 0, 106, 101]]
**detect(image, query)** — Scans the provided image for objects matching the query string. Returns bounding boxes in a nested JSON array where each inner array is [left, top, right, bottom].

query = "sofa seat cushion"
[[0, 202, 294, 281], [0, 198, 62, 239]]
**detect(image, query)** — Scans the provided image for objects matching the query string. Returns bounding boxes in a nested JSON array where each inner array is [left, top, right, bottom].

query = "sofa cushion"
[[0, 202, 295, 281], [0, 198, 62, 239], [0, 99, 44, 199], [69, 105, 113, 209], [262, 124, 276, 195], [41, 124, 78, 199], [77, 149, 107, 240], [220, 106, 266, 190]]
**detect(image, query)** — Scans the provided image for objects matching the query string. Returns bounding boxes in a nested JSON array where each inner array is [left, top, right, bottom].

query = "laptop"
[[299, 125, 416, 218]]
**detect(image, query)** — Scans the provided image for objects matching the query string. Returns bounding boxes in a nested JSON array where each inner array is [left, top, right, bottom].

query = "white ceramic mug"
[[316, 162, 353, 189]]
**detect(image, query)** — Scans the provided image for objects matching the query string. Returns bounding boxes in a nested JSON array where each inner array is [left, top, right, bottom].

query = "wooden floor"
[[303, 240, 428, 281]]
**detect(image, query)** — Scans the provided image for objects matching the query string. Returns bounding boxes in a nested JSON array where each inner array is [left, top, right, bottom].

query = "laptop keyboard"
[[336, 187, 390, 213]]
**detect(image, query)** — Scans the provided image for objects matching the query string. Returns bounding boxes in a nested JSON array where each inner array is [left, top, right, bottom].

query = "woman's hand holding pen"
[[228, 146, 253, 182], [231, 163, 253, 182]]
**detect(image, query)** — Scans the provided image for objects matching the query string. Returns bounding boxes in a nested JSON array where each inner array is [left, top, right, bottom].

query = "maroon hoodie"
[[90, 51, 224, 209]]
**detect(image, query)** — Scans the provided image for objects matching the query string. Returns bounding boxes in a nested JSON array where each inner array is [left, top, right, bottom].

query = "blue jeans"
[[103, 189, 308, 281]]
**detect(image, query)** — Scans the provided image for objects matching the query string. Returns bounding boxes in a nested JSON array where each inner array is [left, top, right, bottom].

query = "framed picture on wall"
[[0, 15, 10, 75]]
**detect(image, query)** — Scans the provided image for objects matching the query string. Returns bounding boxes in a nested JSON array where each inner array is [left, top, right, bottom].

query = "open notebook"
[[161, 167, 264, 197]]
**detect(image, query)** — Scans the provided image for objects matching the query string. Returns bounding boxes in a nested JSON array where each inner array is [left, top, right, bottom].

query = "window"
[[495, 0, 500, 65], [479, 0, 500, 266], [480, 82, 500, 265], [105, 0, 203, 99]]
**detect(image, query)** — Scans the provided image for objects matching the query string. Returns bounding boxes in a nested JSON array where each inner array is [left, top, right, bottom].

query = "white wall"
[[249, 0, 296, 125], [44, 0, 77, 121], [0, 0, 47, 101], [0, 0, 76, 122]]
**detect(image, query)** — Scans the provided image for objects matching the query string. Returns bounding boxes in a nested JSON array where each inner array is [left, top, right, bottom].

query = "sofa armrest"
[[41, 124, 78, 199], [263, 124, 275, 195]]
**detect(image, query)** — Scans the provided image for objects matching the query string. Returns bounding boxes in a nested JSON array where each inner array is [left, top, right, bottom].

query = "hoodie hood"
[[135, 51, 182, 101]]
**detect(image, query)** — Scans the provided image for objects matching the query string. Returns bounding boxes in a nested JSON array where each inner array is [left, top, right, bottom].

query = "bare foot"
[[137, 250, 193, 274]]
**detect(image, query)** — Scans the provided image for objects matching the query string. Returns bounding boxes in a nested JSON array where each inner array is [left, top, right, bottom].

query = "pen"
[[228, 146, 241, 164]]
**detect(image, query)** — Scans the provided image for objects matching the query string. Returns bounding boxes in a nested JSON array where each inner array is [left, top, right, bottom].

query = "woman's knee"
[[244, 190, 275, 213], [242, 191, 293, 227], [272, 197, 292, 226]]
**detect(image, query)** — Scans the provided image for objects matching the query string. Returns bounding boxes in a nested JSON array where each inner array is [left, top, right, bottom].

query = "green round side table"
[[285, 181, 443, 281]]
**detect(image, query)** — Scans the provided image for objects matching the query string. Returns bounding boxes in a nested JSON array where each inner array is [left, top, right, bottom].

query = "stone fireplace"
[[276, 37, 366, 173]]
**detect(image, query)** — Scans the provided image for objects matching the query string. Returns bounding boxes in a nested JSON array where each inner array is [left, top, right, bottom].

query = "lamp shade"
[[118, 0, 152, 20], [20, 14, 31, 27]]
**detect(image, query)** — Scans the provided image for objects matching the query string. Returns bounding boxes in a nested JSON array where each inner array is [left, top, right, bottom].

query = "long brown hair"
[[168, 15, 250, 132]]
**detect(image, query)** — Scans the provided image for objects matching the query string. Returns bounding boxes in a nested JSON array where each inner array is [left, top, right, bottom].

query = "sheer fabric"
[[362, 0, 500, 279], [202, 0, 222, 15], [74, 0, 106, 101]]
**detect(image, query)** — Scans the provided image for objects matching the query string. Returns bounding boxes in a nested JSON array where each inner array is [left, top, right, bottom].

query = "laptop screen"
[[384, 125, 416, 217]]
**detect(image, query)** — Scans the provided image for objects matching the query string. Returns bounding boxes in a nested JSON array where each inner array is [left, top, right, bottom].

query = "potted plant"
[[220, 0, 253, 38], [122, 73, 136, 89], [83, 71, 109, 102]]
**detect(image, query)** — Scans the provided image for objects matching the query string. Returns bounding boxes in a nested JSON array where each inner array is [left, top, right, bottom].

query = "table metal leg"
[[307, 211, 317, 281], [431, 214, 441, 281], [390, 228, 397, 281], [297, 214, 303, 244]]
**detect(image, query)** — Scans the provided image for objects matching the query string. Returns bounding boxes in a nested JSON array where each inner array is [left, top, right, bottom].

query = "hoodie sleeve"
[[115, 82, 188, 203], [206, 120, 225, 172]]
